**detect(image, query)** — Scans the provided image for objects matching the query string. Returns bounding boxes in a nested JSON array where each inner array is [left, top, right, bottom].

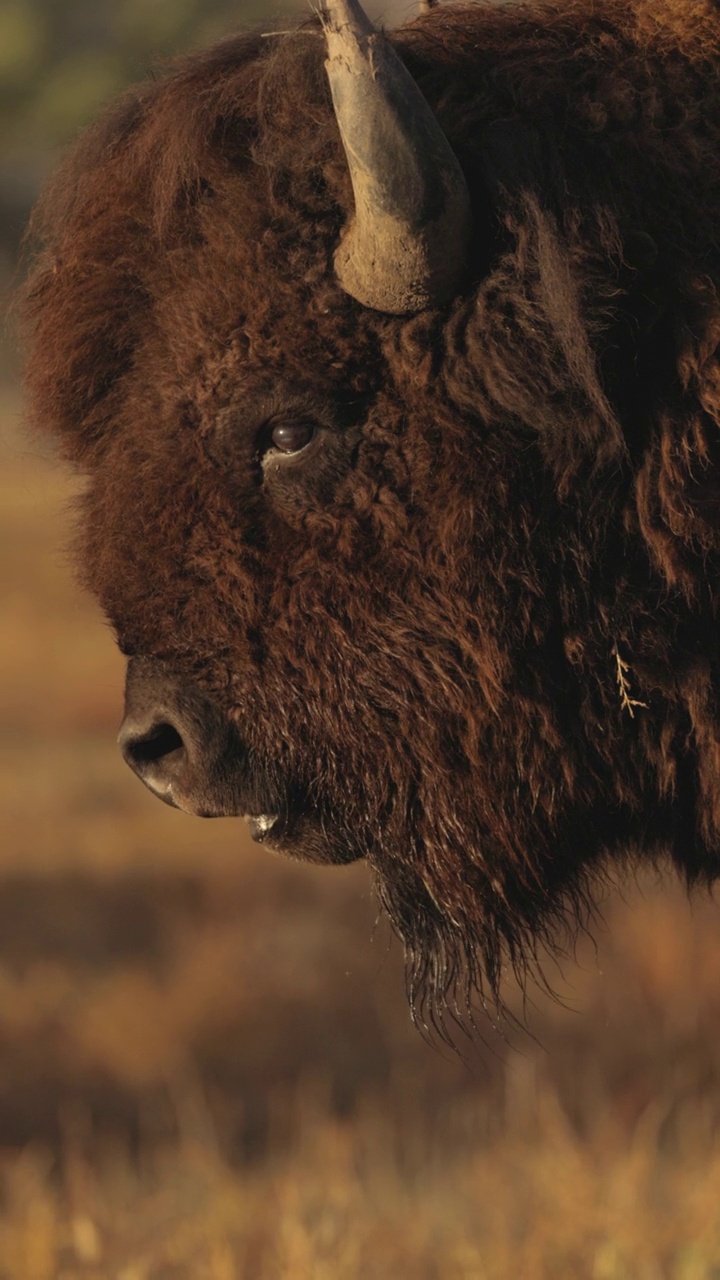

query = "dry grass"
[[4, 384, 720, 1276]]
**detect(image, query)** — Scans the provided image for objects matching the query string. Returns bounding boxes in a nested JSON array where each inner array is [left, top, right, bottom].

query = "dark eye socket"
[[270, 421, 316, 454]]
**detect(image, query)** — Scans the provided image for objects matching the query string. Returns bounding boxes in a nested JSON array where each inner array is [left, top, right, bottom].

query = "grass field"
[[4, 383, 720, 1277]]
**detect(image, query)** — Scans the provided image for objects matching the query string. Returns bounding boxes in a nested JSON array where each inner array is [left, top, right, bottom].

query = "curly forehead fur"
[[20, 0, 720, 1014]]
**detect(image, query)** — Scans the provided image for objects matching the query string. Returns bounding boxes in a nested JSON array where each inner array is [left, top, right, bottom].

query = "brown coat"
[[20, 0, 720, 1014]]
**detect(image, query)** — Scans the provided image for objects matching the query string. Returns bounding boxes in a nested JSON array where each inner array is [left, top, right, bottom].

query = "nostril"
[[119, 664, 245, 817], [121, 721, 185, 771]]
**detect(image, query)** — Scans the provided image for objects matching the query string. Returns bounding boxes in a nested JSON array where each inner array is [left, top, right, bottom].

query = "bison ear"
[[321, 0, 471, 314]]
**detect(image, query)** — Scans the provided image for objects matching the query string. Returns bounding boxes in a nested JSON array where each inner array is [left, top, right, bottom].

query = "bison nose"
[[117, 716, 187, 806], [118, 656, 243, 816]]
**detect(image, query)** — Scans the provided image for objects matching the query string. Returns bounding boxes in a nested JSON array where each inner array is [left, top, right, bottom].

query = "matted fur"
[[20, 0, 720, 1015]]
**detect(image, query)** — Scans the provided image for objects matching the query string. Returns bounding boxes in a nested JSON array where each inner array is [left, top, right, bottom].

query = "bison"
[[19, 0, 720, 1016]]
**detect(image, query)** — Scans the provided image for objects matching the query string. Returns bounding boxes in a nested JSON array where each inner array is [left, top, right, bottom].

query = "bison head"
[[21, 0, 720, 1013]]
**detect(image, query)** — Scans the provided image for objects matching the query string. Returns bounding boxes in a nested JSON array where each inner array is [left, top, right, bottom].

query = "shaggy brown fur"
[[20, 0, 720, 1015]]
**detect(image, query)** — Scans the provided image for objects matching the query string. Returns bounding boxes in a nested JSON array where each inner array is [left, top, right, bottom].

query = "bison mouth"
[[244, 810, 307, 851], [241, 806, 361, 865], [245, 812, 283, 843]]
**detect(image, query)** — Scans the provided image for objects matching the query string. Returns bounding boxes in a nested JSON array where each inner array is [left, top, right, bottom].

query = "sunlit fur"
[[20, 0, 720, 1017]]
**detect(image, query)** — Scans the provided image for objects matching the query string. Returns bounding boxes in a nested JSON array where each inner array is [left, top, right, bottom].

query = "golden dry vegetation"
[[3, 384, 720, 1277]]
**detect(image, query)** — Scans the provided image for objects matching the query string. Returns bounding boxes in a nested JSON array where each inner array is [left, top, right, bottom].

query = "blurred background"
[[4, 2, 720, 1277]]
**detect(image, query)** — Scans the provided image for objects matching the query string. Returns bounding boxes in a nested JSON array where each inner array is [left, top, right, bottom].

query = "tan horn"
[[321, 0, 471, 314]]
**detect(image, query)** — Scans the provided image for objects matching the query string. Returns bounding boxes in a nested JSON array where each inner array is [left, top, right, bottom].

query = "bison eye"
[[270, 421, 315, 454]]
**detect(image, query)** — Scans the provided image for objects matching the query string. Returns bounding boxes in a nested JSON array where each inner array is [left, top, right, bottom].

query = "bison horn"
[[320, 0, 471, 314]]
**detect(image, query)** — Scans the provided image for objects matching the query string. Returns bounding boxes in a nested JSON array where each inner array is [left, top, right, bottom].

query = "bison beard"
[[19, 0, 720, 1021]]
